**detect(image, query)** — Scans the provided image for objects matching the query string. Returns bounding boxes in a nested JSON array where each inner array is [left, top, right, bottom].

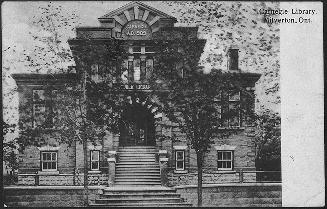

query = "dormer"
[[98, 1, 177, 39]]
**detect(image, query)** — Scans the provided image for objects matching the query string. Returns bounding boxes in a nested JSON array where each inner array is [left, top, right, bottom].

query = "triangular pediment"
[[99, 1, 176, 20], [98, 1, 177, 40]]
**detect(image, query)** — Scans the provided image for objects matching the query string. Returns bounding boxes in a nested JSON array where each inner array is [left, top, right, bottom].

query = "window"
[[121, 60, 128, 82], [217, 151, 233, 170], [228, 91, 240, 127], [140, 59, 146, 81], [121, 46, 155, 82], [214, 90, 241, 128], [133, 59, 141, 81], [145, 58, 153, 79], [145, 46, 155, 53], [115, 32, 122, 38], [33, 90, 55, 128], [132, 46, 141, 54], [41, 152, 57, 171], [175, 61, 184, 78], [128, 60, 134, 81], [91, 64, 99, 81], [175, 150, 185, 171], [90, 150, 100, 171]]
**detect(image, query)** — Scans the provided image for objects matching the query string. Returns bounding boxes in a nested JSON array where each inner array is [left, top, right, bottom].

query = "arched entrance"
[[119, 103, 155, 146]]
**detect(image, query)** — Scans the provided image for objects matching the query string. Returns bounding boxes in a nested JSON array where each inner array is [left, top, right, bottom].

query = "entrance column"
[[107, 151, 116, 187]]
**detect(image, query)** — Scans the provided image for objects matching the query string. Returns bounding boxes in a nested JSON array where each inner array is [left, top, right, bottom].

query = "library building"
[[13, 2, 261, 202]]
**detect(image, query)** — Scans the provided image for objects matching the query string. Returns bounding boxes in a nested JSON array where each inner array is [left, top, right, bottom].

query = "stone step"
[[116, 167, 160, 170], [115, 175, 160, 178], [115, 170, 160, 174], [116, 168, 160, 174], [116, 173, 160, 177], [116, 172, 160, 178], [116, 165, 159, 168], [119, 155, 156, 158], [119, 146, 156, 149], [117, 162, 158, 165], [118, 158, 157, 163], [115, 182, 162, 185], [89, 203, 192, 207], [95, 197, 182, 204], [119, 157, 156, 160], [118, 157, 156, 160], [118, 161, 156, 163], [119, 157, 156, 159], [103, 187, 175, 193], [118, 152, 157, 155], [118, 148, 157, 151], [100, 193, 181, 199], [115, 179, 161, 182]]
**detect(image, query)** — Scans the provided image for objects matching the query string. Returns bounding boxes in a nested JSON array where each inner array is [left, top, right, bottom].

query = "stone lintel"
[[107, 158, 116, 163]]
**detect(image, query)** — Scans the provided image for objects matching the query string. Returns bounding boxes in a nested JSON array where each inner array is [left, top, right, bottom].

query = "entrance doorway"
[[119, 103, 155, 146]]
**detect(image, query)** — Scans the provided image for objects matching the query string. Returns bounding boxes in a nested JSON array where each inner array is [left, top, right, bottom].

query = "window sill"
[[38, 171, 59, 175], [216, 170, 236, 174], [88, 170, 101, 174], [174, 170, 188, 174]]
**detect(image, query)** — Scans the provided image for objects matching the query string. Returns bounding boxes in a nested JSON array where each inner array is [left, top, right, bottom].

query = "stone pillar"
[[103, 131, 114, 153], [159, 150, 168, 186], [107, 151, 116, 187]]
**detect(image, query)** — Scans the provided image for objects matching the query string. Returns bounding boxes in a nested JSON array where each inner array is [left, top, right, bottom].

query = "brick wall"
[[175, 183, 282, 207], [19, 143, 76, 174], [159, 124, 257, 186], [202, 128, 256, 170]]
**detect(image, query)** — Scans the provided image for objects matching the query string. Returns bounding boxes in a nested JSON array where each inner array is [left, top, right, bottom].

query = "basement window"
[[175, 150, 185, 171], [217, 151, 233, 171], [90, 150, 100, 171], [41, 151, 58, 171]]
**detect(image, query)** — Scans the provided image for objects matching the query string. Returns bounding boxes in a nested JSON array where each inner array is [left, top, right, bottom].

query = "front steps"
[[89, 187, 192, 207], [115, 146, 161, 186], [89, 146, 192, 207]]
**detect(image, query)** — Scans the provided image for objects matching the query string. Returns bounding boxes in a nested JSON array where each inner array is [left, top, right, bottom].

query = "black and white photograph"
[[2, 1, 324, 207]]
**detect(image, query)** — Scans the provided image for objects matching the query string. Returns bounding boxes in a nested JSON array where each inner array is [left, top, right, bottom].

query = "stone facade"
[[13, 1, 260, 187], [175, 183, 282, 207], [4, 184, 281, 207]]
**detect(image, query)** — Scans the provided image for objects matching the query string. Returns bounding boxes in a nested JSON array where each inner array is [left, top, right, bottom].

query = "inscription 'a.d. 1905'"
[[122, 20, 152, 40]]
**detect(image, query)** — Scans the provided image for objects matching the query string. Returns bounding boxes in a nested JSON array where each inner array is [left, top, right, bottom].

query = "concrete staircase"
[[89, 146, 192, 207], [89, 186, 192, 207], [115, 146, 161, 186]]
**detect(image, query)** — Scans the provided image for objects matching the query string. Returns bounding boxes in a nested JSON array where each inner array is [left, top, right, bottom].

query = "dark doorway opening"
[[119, 103, 155, 146]]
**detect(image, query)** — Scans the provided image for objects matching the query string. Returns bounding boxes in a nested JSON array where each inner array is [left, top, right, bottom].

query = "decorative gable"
[[98, 1, 177, 40]]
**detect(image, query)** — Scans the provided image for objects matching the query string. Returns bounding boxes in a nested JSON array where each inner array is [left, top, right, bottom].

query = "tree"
[[2, 45, 23, 182], [253, 109, 281, 181], [2, 121, 18, 183], [149, 38, 254, 206], [17, 42, 128, 207], [13, 2, 123, 205], [152, 2, 281, 205]]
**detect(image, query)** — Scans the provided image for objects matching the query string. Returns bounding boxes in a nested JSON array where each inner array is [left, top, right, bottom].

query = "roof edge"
[[99, 1, 176, 20]]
